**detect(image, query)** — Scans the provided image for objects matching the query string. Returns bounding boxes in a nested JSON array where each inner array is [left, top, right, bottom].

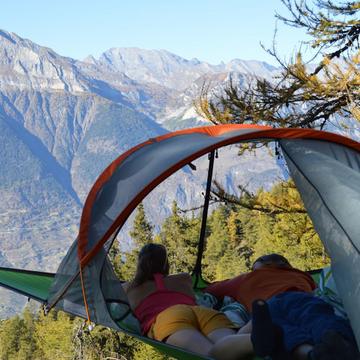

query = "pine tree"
[[224, 210, 252, 273], [17, 306, 38, 360], [35, 310, 75, 360], [108, 237, 124, 278], [0, 305, 39, 360], [203, 206, 253, 280], [203, 205, 231, 280], [159, 201, 201, 273], [0, 315, 24, 359], [121, 203, 154, 280], [129, 203, 154, 247]]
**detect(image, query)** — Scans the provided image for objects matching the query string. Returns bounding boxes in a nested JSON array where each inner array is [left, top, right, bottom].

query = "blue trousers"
[[267, 292, 356, 352]]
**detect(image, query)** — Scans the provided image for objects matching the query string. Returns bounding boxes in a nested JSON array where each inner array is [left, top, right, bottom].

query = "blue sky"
[[0, 0, 310, 65]]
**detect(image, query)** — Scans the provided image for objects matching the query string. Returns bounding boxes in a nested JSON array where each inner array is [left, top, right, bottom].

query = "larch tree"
[[196, 0, 360, 129], [195, 1, 360, 244], [250, 180, 330, 270]]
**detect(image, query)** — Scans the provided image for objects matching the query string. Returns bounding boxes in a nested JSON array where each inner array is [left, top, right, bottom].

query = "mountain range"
[[0, 29, 285, 316]]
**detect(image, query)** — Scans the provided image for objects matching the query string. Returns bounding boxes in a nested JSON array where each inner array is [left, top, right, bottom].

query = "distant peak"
[[99, 47, 191, 62], [83, 55, 97, 64], [190, 57, 201, 65], [0, 29, 18, 44]]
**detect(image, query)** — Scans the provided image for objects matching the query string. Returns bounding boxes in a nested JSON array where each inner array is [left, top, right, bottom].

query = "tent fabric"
[[1, 124, 360, 358], [45, 125, 360, 348], [47, 238, 129, 329], [77, 125, 360, 267], [280, 139, 360, 346], [0, 267, 55, 302]]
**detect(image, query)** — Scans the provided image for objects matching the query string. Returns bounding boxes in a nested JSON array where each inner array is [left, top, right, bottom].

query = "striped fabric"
[[316, 267, 348, 319]]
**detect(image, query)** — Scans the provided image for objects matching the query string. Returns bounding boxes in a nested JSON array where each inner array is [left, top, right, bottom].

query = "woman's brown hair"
[[131, 243, 169, 287]]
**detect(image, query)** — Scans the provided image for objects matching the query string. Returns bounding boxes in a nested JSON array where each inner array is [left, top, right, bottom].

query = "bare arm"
[[166, 273, 195, 298]]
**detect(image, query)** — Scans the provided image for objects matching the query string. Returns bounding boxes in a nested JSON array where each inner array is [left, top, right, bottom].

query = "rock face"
[[83, 47, 277, 91], [0, 30, 87, 92], [81, 47, 279, 128], [0, 29, 285, 316]]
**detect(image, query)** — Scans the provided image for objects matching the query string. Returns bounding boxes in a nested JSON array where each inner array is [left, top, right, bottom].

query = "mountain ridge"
[[0, 28, 283, 317], [82, 46, 278, 91]]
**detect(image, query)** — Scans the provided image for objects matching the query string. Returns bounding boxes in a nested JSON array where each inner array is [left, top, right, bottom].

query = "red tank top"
[[134, 273, 196, 334]]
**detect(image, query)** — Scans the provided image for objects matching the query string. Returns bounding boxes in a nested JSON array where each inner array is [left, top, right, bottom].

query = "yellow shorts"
[[147, 304, 237, 341]]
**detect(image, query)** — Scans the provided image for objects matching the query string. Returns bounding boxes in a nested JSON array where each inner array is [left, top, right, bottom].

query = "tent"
[[1, 124, 360, 359]]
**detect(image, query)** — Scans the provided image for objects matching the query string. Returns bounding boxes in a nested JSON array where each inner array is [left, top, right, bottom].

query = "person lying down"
[[122, 245, 359, 360], [122, 243, 253, 358], [204, 253, 360, 360]]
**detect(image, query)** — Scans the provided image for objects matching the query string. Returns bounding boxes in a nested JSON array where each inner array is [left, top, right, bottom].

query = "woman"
[[122, 243, 253, 358]]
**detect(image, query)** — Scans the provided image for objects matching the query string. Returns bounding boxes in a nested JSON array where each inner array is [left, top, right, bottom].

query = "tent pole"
[[192, 150, 216, 284]]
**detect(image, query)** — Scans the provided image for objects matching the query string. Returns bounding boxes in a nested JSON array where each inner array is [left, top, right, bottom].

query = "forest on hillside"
[[0, 180, 329, 360]]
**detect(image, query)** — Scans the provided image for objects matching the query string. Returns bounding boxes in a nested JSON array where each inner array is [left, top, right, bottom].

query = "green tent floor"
[[0, 267, 323, 359], [0, 267, 55, 302]]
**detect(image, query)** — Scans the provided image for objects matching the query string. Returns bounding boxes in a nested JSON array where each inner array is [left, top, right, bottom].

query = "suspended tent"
[[1, 124, 360, 359]]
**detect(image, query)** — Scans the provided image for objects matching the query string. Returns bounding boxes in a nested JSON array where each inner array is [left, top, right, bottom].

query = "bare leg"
[[165, 329, 214, 355], [207, 328, 236, 343], [293, 344, 314, 360], [209, 333, 253, 360], [238, 320, 252, 334]]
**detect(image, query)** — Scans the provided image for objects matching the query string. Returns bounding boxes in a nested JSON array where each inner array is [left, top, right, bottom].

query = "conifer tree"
[[35, 310, 75, 359], [17, 306, 38, 360], [0, 305, 39, 360], [203, 206, 253, 280], [224, 210, 253, 272], [203, 180, 328, 279], [250, 181, 330, 270], [121, 203, 154, 280], [203, 205, 231, 280], [196, 2, 359, 227], [0, 315, 25, 359], [197, 0, 360, 129], [159, 201, 200, 273], [130, 203, 154, 247], [108, 237, 124, 278]]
